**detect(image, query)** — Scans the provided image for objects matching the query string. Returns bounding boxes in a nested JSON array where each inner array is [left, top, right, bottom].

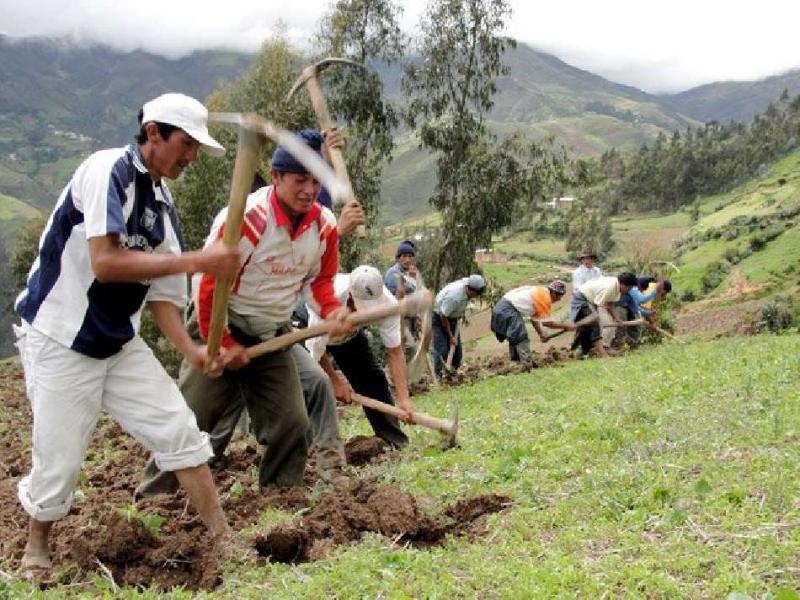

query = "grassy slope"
[[672, 149, 800, 296], [27, 334, 790, 598], [238, 336, 800, 599]]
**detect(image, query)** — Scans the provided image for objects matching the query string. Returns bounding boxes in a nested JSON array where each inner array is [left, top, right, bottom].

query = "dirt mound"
[[0, 359, 311, 592], [70, 512, 222, 591], [254, 479, 511, 563], [410, 348, 572, 393], [344, 435, 392, 466]]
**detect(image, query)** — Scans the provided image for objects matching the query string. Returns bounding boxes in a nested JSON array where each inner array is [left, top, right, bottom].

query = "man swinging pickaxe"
[[287, 57, 368, 237]]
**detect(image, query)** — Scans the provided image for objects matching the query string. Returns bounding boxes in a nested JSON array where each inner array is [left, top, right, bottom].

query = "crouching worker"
[[431, 274, 486, 377], [490, 280, 575, 362], [572, 272, 637, 358], [13, 93, 240, 579], [306, 266, 415, 448]]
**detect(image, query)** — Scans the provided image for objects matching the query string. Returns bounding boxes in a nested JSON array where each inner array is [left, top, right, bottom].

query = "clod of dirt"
[[254, 479, 512, 564], [70, 513, 223, 591], [344, 435, 391, 466]]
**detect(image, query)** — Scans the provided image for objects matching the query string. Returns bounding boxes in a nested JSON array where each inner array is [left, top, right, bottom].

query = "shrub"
[[757, 296, 798, 333], [680, 289, 697, 302], [749, 235, 766, 252], [700, 261, 728, 294]]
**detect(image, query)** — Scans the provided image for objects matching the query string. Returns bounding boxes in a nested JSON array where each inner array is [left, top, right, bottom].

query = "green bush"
[[757, 295, 798, 333]]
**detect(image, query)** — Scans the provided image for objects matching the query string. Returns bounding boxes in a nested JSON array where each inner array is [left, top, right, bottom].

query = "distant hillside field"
[[0, 35, 253, 211], [2, 36, 797, 225], [658, 69, 800, 124], [670, 148, 800, 299]]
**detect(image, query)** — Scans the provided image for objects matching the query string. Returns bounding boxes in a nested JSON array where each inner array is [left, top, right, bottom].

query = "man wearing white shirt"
[[573, 272, 637, 357], [13, 93, 240, 578], [307, 266, 415, 448], [431, 274, 486, 377]]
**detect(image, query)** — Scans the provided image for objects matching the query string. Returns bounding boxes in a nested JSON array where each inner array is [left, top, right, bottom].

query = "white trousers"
[[15, 324, 212, 521]]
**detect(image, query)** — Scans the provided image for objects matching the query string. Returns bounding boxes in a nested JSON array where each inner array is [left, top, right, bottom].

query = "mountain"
[[657, 69, 800, 124], [380, 44, 702, 222], [1, 35, 797, 223], [0, 35, 253, 211]]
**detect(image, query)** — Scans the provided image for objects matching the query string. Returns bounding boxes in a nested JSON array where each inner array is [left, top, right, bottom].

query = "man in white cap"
[[431, 274, 485, 376], [13, 93, 239, 579], [306, 265, 415, 448], [490, 280, 576, 362]]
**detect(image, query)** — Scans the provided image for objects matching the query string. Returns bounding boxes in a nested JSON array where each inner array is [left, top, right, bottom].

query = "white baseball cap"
[[349, 265, 388, 311], [140, 93, 225, 157]]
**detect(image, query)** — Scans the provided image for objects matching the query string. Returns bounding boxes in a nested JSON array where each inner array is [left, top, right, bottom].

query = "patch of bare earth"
[[675, 272, 767, 336], [0, 364, 508, 591], [254, 478, 512, 563]]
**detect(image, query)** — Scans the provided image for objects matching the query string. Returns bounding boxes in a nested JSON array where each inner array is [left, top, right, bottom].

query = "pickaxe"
[[602, 319, 645, 328], [352, 393, 459, 448], [204, 112, 350, 358], [245, 289, 434, 360], [287, 57, 368, 237], [406, 271, 435, 384], [542, 312, 598, 342]]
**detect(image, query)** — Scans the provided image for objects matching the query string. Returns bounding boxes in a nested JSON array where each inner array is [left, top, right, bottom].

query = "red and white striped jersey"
[[196, 185, 340, 348]]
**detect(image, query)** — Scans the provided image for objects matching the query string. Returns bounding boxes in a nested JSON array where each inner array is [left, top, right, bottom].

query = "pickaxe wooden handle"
[[542, 313, 596, 342], [244, 290, 433, 360], [351, 393, 459, 448], [206, 115, 265, 358], [602, 319, 645, 328], [444, 320, 460, 370], [288, 59, 367, 237]]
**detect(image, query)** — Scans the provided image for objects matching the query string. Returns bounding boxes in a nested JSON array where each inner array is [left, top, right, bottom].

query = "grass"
[[481, 258, 564, 288], [10, 334, 800, 598], [729, 226, 800, 286]]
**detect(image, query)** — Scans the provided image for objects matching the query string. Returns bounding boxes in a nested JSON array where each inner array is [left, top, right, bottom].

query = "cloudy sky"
[[1, 0, 799, 93]]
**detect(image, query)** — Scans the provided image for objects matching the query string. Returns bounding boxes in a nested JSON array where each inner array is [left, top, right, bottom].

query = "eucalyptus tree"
[[315, 0, 406, 268], [402, 0, 567, 288]]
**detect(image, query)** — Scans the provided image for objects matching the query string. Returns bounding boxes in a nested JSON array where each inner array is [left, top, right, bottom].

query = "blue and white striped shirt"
[[15, 144, 187, 359]]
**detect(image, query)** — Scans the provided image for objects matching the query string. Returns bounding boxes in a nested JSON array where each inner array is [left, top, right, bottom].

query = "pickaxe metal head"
[[208, 112, 350, 202], [286, 57, 367, 101], [442, 404, 459, 449]]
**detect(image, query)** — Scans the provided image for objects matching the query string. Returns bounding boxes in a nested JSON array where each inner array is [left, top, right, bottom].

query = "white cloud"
[[1, 0, 798, 92]]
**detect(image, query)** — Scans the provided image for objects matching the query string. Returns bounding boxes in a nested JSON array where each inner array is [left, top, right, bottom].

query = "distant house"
[[545, 196, 575, 211]]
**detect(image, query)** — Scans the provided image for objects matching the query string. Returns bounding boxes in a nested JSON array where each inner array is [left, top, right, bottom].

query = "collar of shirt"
[[269, 186, 322, 240], [129, 143, 173, 208]]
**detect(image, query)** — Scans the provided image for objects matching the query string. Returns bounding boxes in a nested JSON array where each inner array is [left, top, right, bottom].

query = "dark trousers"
[[135, 337, 310, 498], [572, 293, 602, 355], [328, 331, 409, 448], [431, 314, 462, 376]]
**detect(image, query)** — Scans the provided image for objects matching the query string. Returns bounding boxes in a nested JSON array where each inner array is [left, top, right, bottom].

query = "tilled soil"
[[0, 363, 511, 591], [344, 435, 392, 466], [255, 479, 512, 563]]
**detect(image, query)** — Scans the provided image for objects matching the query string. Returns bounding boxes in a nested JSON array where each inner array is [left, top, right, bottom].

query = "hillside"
[[659, 68, 800, 124], [668, 146, 800, 300], [2, 36, 796, 225], [0, 35, 253, 212], [380, 44, 702, 222], [1, 333, 798, 595]]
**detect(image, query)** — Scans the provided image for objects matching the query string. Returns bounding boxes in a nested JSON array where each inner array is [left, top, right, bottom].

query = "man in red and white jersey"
[[136, 129, 351, 495]]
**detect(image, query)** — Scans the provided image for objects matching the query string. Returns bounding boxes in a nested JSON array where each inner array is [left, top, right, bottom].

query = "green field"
[[9, 334, 798, 597], [671, 148, 800, 297]]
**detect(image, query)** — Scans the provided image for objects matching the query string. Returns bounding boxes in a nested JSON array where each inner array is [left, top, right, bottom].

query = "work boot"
[[511, 340, 533, 363]]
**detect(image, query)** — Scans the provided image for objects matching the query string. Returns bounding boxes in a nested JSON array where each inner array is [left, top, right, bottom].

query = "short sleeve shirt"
[[579, 276, 620, 306], [503, 286, 552, 319]]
